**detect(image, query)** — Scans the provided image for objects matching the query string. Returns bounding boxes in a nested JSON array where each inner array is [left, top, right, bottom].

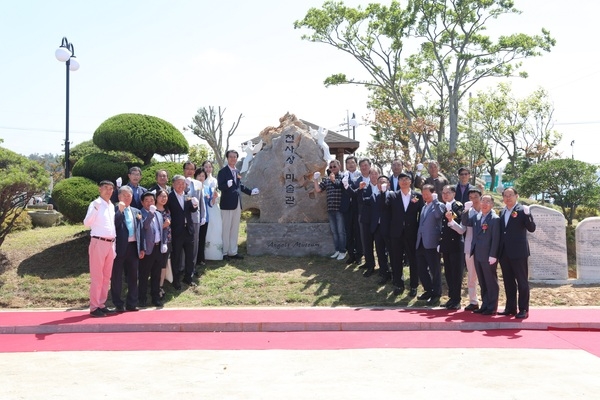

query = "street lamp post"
[[55, 37, 80, 178]]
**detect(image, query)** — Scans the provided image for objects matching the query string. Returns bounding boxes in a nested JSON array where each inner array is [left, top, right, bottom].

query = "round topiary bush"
[[71, 153, 129, 184], [52, 177, 100, 223], [140, 161, 185, 188]]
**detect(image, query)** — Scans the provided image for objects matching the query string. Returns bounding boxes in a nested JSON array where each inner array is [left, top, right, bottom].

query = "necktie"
[[124, 207, 134, 237]]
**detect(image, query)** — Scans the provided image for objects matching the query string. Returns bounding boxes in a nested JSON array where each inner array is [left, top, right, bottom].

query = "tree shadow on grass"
[[17, 230, 90, 279]]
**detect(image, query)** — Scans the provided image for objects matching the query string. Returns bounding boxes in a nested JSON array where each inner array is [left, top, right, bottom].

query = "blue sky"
[[1, 0, 598, 164]]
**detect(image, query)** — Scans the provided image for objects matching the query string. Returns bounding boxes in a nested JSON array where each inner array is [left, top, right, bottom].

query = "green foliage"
[[69, 140, 143, 167], [1, 209, 32, 232], [517, 159, 600, 225], [139, 162, 185, 188], [52, 177, 100, 223], [93, 113, 189, 165], [575, 206, 600, 222], [71, 153, 129, 184], [0, 147, 50, 247], [186, 144, 215, 168]]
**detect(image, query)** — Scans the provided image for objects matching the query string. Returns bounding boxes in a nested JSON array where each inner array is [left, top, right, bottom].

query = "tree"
[[410, 0, 556, 155], [68, 140, 143, 167], [517, 159, 600, 226], [186, 106, 242, 168], [294, 2, 426, 153], [93, 114, 189, 165], [186, 144, 214, 167], [29, 153, 63, 187], [0, 147, 50, 247], [468, 83, 561, 182]]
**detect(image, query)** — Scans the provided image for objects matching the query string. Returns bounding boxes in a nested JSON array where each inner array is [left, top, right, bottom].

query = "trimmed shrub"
[[71, 153, 129, 184], [140, 162, 185, 189], [93, 113, 189, 165], [52, 177, 100, 223]]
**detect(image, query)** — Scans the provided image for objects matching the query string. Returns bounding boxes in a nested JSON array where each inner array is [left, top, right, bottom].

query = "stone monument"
[[575, 217, 600, 282], [527, 205, 568, 280], [238, 113, 336, 256]]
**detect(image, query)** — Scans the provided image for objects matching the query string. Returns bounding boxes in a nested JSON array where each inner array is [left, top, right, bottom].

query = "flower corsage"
[[482, 223, 488, 233], [511, 211, 518, 218]]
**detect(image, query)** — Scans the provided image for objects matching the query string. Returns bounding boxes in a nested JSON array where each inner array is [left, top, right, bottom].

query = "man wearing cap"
[[83, 180, 117, 318]]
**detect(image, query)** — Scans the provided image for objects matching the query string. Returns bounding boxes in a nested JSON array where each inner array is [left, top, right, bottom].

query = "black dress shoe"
[[446, 302, 461, 310], [515, 310, 529, 319], [363, 268, 375, 278], [482, 309, 497, 315], [115, 305, 125, 313], [377, 275, 391, 285], [125, 306, 139, 312], [138, 301, 148, 308], [440, 301, 450, 308], [409, 288, 417, 297], [152, 300, 164, 307], [99, 307, 116, 315], [417, 292, 433, 301], [223, 255, 230, 261], [464, 304, 479, 312], [427, 296, 440, 306], [498, 309, 517, 316], [392, 286, 405, 296], [472, 308, 485, 314], [172, 281, 182, 290], [230, 254, 244, 260], [345, 257, 356, 265], [89, 308, 106, 318]]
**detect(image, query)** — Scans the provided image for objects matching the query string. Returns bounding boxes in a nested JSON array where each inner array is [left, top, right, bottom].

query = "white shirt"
[[83, 197, 116, 238], [400, 189, 412, 211]]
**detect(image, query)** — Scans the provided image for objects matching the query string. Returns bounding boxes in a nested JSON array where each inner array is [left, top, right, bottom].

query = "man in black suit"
[[110, 186, 143, 312], [388, 159, 404, 192], [138, 192, 168, 307], [455, 167, 474, 204], [498, 187, 536, 319], [349, 158, 375, 270], [462, 194, 501, 315], [439, 185, 465, 310], [218, 150, 259, 261], [168, 175, 199, 289], [147, 169, 171, 193], [341, 155, 362, 264], [360, 175, 392, 284], [385, 172, 424, 296], [356, 166, 382, 277]]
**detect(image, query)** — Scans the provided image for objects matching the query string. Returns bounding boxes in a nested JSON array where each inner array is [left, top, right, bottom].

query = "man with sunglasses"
[[455, 167, 474, 204]]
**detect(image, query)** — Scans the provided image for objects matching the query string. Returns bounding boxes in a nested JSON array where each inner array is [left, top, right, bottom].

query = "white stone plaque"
[[576, 217, 600, 281], [528, 205, 568, 280]]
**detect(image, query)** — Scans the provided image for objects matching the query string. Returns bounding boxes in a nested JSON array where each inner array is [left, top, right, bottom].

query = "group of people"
[[315, 157, 536, 318], [83, 150, 259, 317]]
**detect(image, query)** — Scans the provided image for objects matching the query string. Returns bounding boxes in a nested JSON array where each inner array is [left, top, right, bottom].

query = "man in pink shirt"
[[83, 180, 117, 317]]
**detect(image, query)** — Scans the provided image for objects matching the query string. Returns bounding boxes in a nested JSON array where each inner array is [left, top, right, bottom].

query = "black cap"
[[398, 172, 412, 180]]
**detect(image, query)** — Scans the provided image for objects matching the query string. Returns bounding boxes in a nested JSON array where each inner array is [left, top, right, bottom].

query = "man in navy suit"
[[218, 150, 259, 261], [439, 185, 465, 310], [415, 184, 445, 305], [388, 159, 404, 192], [113, 166, 147, 210], [138, 192, 168, 307], [498, 187, 536, 319], [462, 194, 501, 315], [455, 167, 474, 204], [385, 172, 424, 296], [110, 186, 143, 312], [169, 175, 199, 289], [356, 166, 382, 276]]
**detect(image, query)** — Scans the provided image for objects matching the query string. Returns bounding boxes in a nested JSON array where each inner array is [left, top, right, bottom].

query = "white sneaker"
[[330, 251, 340, 258], [336, 252, 347, 261]]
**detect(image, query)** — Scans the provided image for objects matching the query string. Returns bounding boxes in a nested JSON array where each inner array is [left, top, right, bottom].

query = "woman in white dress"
[[202, 160, 223, 260]]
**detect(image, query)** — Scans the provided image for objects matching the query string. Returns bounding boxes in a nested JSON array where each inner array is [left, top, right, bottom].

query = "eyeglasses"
[[329, 165, 338, 168], [442, 191, 452, 194], [459, 173, 469, 176]]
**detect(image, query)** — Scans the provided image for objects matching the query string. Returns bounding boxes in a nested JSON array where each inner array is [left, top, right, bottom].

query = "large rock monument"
[[527, 205, 568, 281], [239, 113, 336, 256]]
